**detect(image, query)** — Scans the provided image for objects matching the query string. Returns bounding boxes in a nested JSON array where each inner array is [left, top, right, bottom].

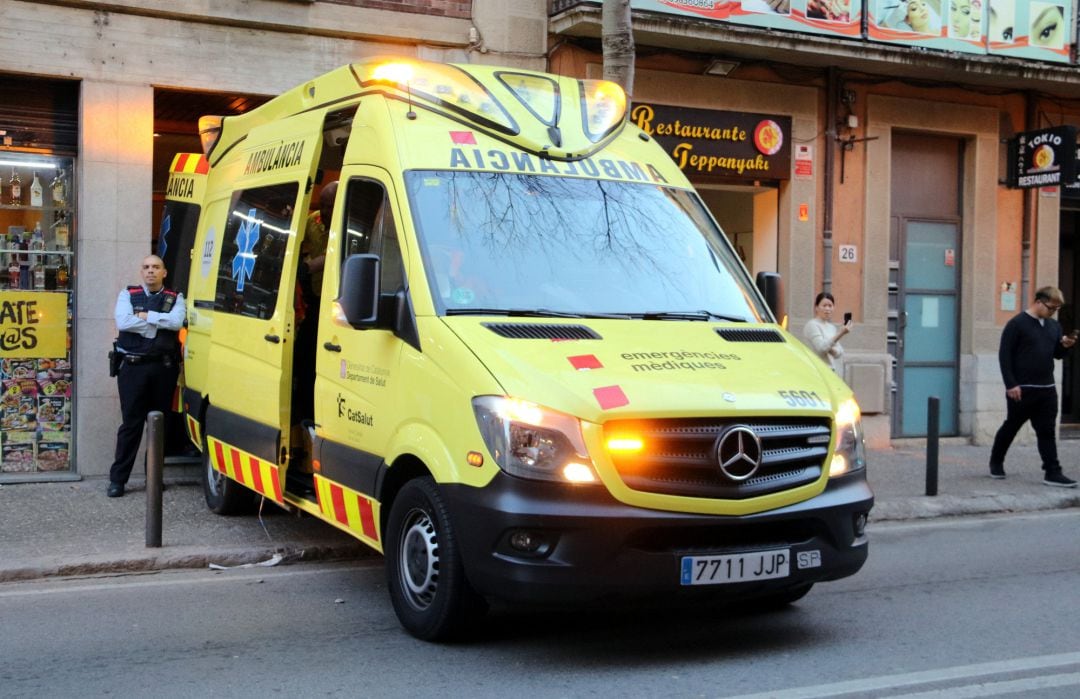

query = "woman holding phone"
[[803, 291, 853, 373]]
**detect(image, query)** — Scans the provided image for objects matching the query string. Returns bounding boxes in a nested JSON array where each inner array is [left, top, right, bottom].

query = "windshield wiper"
[[446, 308, 587, 318], [639, 311, 749, 322]]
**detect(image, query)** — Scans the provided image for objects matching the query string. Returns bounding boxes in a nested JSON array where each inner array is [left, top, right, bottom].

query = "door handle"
[[323, 342, 342, 352], [265, 334, 280, 344]]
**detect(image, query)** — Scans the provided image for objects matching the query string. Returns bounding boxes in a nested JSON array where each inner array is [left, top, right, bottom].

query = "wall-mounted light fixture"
[[704, 59, 739, 76]]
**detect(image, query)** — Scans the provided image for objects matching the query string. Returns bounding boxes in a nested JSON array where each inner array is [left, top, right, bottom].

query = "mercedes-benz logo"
[[715, 425, 762, 481]]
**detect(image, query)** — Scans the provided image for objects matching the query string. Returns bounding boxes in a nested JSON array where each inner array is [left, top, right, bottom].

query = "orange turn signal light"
[[466, 451, 484, 467], [605, 436, 644, 453]]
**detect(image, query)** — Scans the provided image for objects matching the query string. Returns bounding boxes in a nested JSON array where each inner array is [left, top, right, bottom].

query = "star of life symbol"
[[157, 213, 171, 259], [231, 208, 261, 292]]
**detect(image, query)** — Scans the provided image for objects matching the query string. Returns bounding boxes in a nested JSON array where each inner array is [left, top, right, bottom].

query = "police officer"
[[107, 255, 186, 497]]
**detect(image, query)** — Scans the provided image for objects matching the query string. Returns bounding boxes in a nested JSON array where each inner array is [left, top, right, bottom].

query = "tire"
[[385, 477, 487, 641], [201, 432, 255, 515], [752, 583, 813, 610]]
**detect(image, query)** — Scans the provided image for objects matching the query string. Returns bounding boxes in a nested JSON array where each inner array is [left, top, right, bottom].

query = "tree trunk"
[[602, 0, 634, 98]]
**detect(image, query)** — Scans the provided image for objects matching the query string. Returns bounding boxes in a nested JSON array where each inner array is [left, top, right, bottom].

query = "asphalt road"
[[3, 511, 1079, 698]]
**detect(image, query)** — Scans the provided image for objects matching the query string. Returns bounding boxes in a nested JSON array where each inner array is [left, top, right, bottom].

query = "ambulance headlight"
[[830, 398, 866, 478], [472, 396, 597, 484]]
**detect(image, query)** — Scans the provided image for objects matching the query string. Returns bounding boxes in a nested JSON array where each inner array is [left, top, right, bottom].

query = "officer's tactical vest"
[[116, 285, 180, 356]]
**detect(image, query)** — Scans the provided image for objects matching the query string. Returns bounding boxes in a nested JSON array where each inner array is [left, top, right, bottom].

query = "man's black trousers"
[[109, 359, 180, 486], [989, 386, 1060, 472]]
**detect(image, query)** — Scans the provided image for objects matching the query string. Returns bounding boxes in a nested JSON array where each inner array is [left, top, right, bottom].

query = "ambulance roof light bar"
[[360, 59, 517, 135], [371, 62, 417, 119], [198, 115, 223, 157], [580, 79, 627, 143]]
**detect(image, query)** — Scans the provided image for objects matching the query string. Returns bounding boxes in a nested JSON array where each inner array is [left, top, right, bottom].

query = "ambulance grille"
[[715, 328, 786, 343], [604, 418, 830, 499], [483, 323, 601, 340]]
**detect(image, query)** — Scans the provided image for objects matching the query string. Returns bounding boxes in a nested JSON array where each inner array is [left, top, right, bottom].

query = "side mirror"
[[755, 271, 784, 322], [338, 254, 380, 327]]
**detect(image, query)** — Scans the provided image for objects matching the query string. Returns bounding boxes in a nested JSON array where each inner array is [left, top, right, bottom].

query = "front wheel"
[[201, 432, 255, 515], [385, 477, 487, 641]]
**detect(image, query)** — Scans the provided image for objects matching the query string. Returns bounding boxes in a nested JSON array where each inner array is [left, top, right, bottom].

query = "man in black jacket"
[[989, 286, 1078, 487], [107, 255, 186, 497]]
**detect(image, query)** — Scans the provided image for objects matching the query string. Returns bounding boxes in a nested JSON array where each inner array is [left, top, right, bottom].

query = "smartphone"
[[1070, 329, 1079, 339], [843, 312, 852, 325]]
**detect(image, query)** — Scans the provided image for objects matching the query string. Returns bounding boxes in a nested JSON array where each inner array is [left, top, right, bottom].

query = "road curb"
[[0, 542, 372, 584], [870, 492, 1080, 522]]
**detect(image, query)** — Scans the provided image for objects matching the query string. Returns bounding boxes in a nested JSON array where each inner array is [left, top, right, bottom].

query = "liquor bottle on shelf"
[[32, 256, 45, 291], [44, 256, 57, 291], [51, 169, 66, 207], [16, 227, 28, 265], [17, 232, 29, 289], [30, 222, 45, 251], [54, 212, 70, 250], [56, 256, 69, 290], [7, 254, 19, 290], [8, 228, 22, 261], [9, 169, 22, 205], [30, 172, 43, 207]]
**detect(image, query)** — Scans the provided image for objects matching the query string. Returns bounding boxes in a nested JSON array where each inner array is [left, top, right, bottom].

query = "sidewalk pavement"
[[1, 441, 1078, 584]]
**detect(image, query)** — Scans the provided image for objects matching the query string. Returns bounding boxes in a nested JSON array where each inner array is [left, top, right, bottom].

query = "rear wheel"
[[201, 431, 255, 515], [386, 477, 487, 641]]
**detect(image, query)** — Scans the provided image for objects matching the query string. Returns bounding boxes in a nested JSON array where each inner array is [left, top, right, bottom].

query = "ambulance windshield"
[[406, 171, 768, 321]]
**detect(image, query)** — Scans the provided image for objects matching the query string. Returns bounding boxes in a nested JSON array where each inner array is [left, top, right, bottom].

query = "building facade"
[[2, 0, 1077, 481]]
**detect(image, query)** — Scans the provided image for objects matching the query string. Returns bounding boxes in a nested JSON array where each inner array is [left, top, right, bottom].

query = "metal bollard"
[[925, 396, 939, 497], [146, 410, 164, 548]]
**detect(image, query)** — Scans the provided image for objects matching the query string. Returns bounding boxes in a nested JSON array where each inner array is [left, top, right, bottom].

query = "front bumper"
[[442, 473, 873, 604]]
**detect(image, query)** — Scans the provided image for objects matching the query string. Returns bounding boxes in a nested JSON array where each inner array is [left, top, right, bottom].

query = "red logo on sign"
[[753, 120, 783, 156]]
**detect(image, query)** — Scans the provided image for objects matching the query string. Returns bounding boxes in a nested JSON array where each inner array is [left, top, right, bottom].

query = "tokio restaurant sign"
[[1006, 125, 1078, 189], [630, 103, 792, 182]]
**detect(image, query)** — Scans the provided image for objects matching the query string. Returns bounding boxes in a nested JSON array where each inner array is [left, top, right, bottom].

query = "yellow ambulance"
[[166, 58, 873, 640]]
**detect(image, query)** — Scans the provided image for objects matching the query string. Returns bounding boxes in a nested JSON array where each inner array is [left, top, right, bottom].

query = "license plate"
[[680, 549, 790, 586]]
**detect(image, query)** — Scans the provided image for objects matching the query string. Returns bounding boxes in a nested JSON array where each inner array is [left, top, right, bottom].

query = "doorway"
[[889, 133, 964, 436], [696, 184, 779, 277]]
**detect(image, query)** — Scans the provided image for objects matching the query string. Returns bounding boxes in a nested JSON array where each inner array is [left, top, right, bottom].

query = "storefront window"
[[0, 153, 75, 477]]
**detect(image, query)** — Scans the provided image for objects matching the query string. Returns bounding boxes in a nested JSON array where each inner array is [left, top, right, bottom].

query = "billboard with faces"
[[868, 0, 986, 52], [632, 0, 1073, 63], [986, 0, 1071, 62], [631, 0, 862, 38], [867, 0, 1072, 61]]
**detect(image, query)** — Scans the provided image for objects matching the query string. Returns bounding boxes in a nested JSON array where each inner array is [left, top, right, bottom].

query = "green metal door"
[[895, 218, 960, 436]]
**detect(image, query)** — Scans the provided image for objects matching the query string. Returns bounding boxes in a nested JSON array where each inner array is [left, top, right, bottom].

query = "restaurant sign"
[[630, 104, 792, 182], [1006, 125, 1077, 189]]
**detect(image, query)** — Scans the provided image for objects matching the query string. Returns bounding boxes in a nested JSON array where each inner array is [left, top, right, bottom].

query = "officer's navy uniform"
[[109, 283, 186, 492]]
